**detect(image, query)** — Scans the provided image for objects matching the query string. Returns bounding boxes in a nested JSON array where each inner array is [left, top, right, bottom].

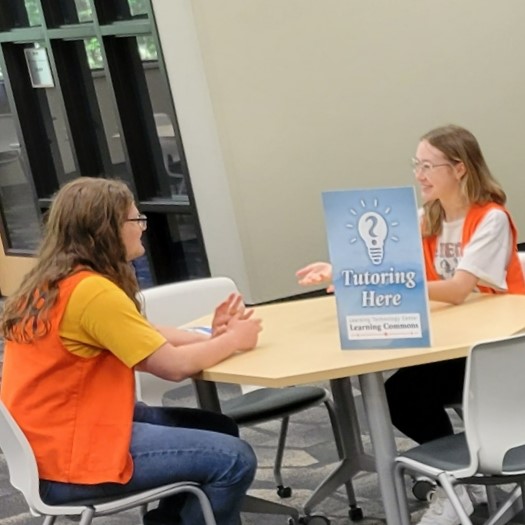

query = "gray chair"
[[394, 333, 525, 525], [0, 400, 217, 525], [138, 276, 363, 519], [412, 250, 525, 503]]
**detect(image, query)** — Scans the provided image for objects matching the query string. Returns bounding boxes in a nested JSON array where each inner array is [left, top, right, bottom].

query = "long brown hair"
[[421, 125, 506, 237], [1, 177, 141, 342]]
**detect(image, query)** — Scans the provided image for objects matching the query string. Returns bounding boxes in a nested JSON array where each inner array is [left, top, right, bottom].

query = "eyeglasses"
[[411, 157, 454, 175], [126, 214, 148, 230]]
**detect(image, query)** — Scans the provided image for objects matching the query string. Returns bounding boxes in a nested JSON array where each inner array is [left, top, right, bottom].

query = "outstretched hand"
[[295, 262, 335, 293]]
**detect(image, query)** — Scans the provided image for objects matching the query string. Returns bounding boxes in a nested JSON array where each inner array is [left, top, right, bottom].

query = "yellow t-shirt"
[[59, 274, 166, 367]]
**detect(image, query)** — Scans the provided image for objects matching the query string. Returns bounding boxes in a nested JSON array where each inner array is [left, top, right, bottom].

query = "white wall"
[[152, 0, 525, 303]]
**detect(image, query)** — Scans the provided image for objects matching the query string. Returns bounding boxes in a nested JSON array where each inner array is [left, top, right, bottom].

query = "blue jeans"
[[40, 403, 257, 525]]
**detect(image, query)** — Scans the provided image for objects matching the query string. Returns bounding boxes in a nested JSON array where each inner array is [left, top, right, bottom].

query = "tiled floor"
[[0, 374, 504, 525]]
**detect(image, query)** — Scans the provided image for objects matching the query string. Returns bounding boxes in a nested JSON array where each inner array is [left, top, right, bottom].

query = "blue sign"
[[322, 186, 431, 349]]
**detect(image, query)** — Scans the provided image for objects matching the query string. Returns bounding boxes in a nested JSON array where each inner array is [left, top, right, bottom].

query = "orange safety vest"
[[421, 203, 525, 294], [0, 271, 135, 484]]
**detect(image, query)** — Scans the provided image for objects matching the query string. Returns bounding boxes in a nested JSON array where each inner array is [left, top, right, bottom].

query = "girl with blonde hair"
[[296, 125, 525, 525]]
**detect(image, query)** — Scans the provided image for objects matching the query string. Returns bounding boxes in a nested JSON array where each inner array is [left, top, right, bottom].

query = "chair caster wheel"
[[349, 505, 364, 521], [299, 513, 330, 524], [277, 484, 292, 498], [412, 478, 435, 501]]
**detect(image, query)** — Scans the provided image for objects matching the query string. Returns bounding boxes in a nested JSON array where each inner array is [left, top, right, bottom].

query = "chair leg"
[[186, 486, 218, 525], [438, 475, 473, 525], [42, 516, 57, 525], [520, 482, 525, 523], [78, 508, 95, 525], [393, 463, 413, 525], [273, 416, 292, 498], [486, 485, 498, 515], [484, 485, 522, 525], [138, 502, 148, 517]]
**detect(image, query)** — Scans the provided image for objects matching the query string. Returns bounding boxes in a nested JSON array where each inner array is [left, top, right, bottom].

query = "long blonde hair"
[[421, 125, 506, 237], [2, 177, 141, 342]]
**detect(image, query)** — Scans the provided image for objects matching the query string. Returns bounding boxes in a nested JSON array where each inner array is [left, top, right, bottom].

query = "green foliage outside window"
[[74, 0, 93, 22], [18, 0, 157, 69], [129, 0, 150, 16], [137, 36, 158, 62], [84, 36, 157, 69], [23, 0, 150, 26], [85, 37, 103, 69], [24, 0, 42, 26]]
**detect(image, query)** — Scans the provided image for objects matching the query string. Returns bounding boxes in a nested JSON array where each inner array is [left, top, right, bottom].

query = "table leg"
[[193, 379, 222, 411], [303, 377, 375, 513], [359, 372, 409, 525], [330, 377, 376, 473]]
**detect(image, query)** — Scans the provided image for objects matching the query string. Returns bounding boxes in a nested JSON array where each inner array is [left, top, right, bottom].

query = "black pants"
[[133, 401, 239, 436], [384, 358, 466, 444]]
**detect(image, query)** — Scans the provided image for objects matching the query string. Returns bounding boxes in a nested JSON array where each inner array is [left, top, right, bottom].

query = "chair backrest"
[[518, 251, 525, 277], [141, 277, 238, 326], [463, 332, 525, 475], [0, 400, 40, 493], [0, 400, 65, 515], [137, 277, 239, 405]]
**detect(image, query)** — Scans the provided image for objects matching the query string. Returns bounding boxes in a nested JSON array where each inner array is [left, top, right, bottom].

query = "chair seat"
[[401, 432, 525, 474], [222, 386, 327, 425], [59, 482, 204, 514], [401, 432, 471, 471]]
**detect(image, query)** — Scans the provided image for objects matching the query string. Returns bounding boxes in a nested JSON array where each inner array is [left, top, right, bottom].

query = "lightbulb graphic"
[[357, 211, 388, 265]]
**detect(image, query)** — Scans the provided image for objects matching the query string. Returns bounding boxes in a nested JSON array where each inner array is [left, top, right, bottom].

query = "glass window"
[[24, 0, 43, 26], [0, 93, 42, 250], [128, 0, 149, 18], [167, 214, 208, 280], [0, 0, 209, 281], [82, 38, 129, 179], [0, 150, 42, 251], [137, 35, 157, 61], [46, 0, 93, 26], [28, 42, 80, 191], [74, 0, 93, 22], [0, 82, 9, 115], [84, 37, 103, 69], [133, 254, 155, 288], [91, 68, 128, 178], [139, 37, 189, 201], [83, 37, 157, 70]]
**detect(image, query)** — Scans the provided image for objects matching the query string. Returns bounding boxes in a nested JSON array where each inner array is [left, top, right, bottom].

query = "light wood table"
[[192, 293, 525, 525]]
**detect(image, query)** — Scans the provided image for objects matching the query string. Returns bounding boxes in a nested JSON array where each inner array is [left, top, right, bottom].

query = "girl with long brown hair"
[[1, 177, 262, 525]]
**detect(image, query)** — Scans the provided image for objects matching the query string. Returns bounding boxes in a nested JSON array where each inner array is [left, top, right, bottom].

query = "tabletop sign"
[[322, 186, 431, 349]]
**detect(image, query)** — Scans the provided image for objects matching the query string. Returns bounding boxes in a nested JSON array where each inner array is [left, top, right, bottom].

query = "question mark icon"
[[358, 211, 388, 264], [365, 215, 379, 244]]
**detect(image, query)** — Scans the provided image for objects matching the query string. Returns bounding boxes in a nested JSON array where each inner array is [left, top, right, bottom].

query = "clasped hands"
[[211, 293, 258, 337]]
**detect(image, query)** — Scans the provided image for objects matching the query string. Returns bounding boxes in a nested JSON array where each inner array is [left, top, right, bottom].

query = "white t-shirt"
[[433, 209, 512, 291]]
